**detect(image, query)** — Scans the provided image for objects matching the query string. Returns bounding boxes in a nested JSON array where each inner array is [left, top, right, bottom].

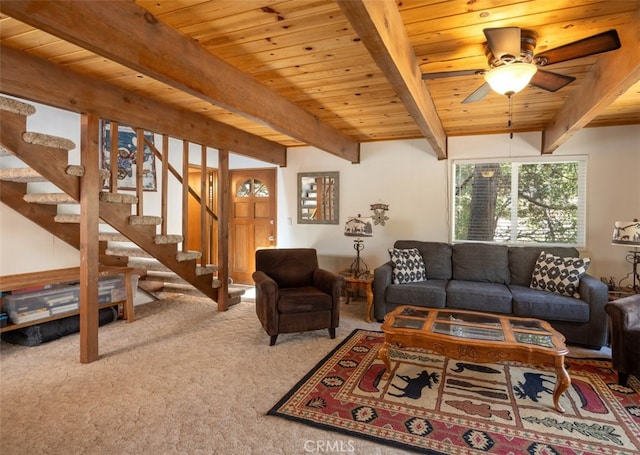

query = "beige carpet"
[[0, 294, 610, 455]]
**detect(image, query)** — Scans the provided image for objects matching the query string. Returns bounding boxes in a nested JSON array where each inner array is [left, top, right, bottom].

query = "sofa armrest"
[[578, 274, 609, 345], [313, 268, 345, 303], [605, 294, 640, 330], [252, 270, 277, 295], [373, 262, 393, 320], [252, 271, 280, 335]]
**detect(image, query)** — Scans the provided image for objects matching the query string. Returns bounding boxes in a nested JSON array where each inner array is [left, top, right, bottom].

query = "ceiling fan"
[[422, 27, 621, 104]]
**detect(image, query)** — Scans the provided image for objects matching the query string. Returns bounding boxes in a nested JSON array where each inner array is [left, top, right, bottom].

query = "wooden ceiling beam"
[[542, 7, 640, 154], [0, 45, 286, 165], [0, 0, 360, 163], [337, 0, 447, 160]]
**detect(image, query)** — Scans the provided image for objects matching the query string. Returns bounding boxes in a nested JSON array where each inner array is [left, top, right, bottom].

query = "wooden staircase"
[[0, 96, 242, 306]]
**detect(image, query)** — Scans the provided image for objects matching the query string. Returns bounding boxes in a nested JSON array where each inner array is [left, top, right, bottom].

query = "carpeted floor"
[[0, 293, 615, 454]]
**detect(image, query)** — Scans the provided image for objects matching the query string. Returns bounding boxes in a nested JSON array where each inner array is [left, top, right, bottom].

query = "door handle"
[[269, 236, 274, 242]]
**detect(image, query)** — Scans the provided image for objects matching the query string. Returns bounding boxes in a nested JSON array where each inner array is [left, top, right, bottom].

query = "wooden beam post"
[[79, 113, 100, 363], [217, 149, 230, 312]]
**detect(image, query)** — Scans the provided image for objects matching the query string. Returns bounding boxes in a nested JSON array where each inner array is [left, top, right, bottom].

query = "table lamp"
[[344, 215, 373, 278], [612, 218, 640, 292]]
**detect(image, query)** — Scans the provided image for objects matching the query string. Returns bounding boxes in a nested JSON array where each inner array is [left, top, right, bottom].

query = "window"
[[236, 178, 269, 198], [452, 158, 587, 247]]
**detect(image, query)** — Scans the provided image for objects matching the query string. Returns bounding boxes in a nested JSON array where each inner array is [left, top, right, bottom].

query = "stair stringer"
[[0, 108, 80, 199], [0, 179, 81, 248], [98, 199, 219, 302]]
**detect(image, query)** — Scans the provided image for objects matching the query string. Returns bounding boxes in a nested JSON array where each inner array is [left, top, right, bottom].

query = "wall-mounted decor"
[[370, 203, 390, 226], [298, 172, 339, 224], [101, 121, 157, 191]]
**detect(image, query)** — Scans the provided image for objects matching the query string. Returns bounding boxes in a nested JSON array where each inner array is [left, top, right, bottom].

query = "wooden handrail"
[[144, 136, 217, 221]]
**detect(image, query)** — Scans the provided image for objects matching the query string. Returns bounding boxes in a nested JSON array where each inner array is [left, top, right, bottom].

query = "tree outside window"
[[453, 159, 586, 246]]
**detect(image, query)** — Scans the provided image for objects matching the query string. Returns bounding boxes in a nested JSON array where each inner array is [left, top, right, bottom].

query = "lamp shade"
[[612, 220, 640, 246], [344, 216, 373, 237], [484, 63, 538, 96]]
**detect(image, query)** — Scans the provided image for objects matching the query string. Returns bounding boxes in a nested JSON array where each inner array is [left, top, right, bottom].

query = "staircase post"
[[79, 113, 101, 363], [217, 149, 229, 311]]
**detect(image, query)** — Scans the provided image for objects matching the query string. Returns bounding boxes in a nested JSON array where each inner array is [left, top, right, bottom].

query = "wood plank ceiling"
[[1, 0, 638, 163]]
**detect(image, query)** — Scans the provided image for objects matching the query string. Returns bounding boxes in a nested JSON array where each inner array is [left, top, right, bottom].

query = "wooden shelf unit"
[[0, 265, 135, 333]]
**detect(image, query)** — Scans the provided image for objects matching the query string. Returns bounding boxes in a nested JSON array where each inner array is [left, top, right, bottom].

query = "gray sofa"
[[373, 241, 609, 348]]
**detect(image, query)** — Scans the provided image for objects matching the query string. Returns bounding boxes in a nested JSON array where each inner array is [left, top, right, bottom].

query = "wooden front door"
[[230, 168, 277, 284]]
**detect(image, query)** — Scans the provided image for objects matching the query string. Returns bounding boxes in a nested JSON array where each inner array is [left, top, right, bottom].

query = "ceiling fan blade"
[[422, 69, 484, 80], [534, 30, 621, 65], [461, 82, 492, 104], [530, 69, 575, 92], [483, 27, 521, 59]]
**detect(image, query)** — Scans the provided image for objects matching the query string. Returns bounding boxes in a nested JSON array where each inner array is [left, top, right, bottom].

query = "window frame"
[[450, 156, 588, 248]]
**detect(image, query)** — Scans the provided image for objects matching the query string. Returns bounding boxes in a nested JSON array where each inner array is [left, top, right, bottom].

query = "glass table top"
[[386, 307, 559, 349]]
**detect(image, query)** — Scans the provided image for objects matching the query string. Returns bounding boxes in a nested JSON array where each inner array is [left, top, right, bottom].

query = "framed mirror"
[[298, 172, 339, 224]]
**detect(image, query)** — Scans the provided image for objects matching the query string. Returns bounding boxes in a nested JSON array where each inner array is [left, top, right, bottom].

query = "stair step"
[[66, 165, 110, 181], [129, 259, 216, 276], [196, 264, 218, 275], [23, 192, 77, 204], [0, 167, 46, 182], [99, 232, 129, 242], [22, 131, 75, 151], [154, 234, 182, 244], [129, 215, 162, 226], [0, 96, 36, 116], [176, 250, 201, 262], [128, 258, 171, 273], [108, 247, 202, 263], [54, 214, 107, 224], [144, 271, 189, 285], [99, 192, 138, 204], [106, 246, 153, 258]]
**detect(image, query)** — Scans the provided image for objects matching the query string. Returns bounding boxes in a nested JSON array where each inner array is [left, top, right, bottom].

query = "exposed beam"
[[337, 0, 447, 160], [0, 0, 360, 163], [0, 45, 286, 166], [542, 7, 640, 154]]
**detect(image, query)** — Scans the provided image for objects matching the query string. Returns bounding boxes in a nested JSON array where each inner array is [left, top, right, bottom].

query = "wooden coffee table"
[[380, 305, 571, 413]]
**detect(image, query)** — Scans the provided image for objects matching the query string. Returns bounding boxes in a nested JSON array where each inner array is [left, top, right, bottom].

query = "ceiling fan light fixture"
[[484, 63, 538, 96]]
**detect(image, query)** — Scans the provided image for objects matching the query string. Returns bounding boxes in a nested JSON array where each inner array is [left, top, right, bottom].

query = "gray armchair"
[[252, 248, 344, 345], [605, 294, 640, 385]]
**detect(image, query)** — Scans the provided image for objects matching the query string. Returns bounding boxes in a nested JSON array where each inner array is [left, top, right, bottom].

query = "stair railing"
[[102, 120, 219, 271]]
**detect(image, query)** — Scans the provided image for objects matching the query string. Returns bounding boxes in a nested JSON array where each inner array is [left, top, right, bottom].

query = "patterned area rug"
[[269, 329, 640, 454]]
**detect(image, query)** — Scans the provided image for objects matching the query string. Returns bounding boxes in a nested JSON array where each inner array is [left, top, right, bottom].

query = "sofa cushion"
[[510, 285, 589, 322], [385, 280, 447, 308], [452, 243, 510, 284], [509, 246, 579, 286], [446, 280, 512, 313], [388, 248, 427, 284], [394, 241, 452, 280], [530, 251, 590, 298]]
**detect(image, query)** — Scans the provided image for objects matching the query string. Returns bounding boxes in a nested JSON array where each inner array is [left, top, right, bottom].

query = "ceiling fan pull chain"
[[508, 95, 514, 139]]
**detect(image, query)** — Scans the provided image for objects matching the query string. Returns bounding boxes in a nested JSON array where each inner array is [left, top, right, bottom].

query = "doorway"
[[230, 168, 277, 284]]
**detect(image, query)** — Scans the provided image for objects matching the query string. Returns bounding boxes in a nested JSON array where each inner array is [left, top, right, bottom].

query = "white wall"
[[279, 126, 640, 283], [2, 96, 639, 286]]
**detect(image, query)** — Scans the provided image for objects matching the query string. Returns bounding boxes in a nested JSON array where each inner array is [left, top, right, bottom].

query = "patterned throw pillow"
[[388, 248, 427, 284], [530, 251, 591, 298]]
